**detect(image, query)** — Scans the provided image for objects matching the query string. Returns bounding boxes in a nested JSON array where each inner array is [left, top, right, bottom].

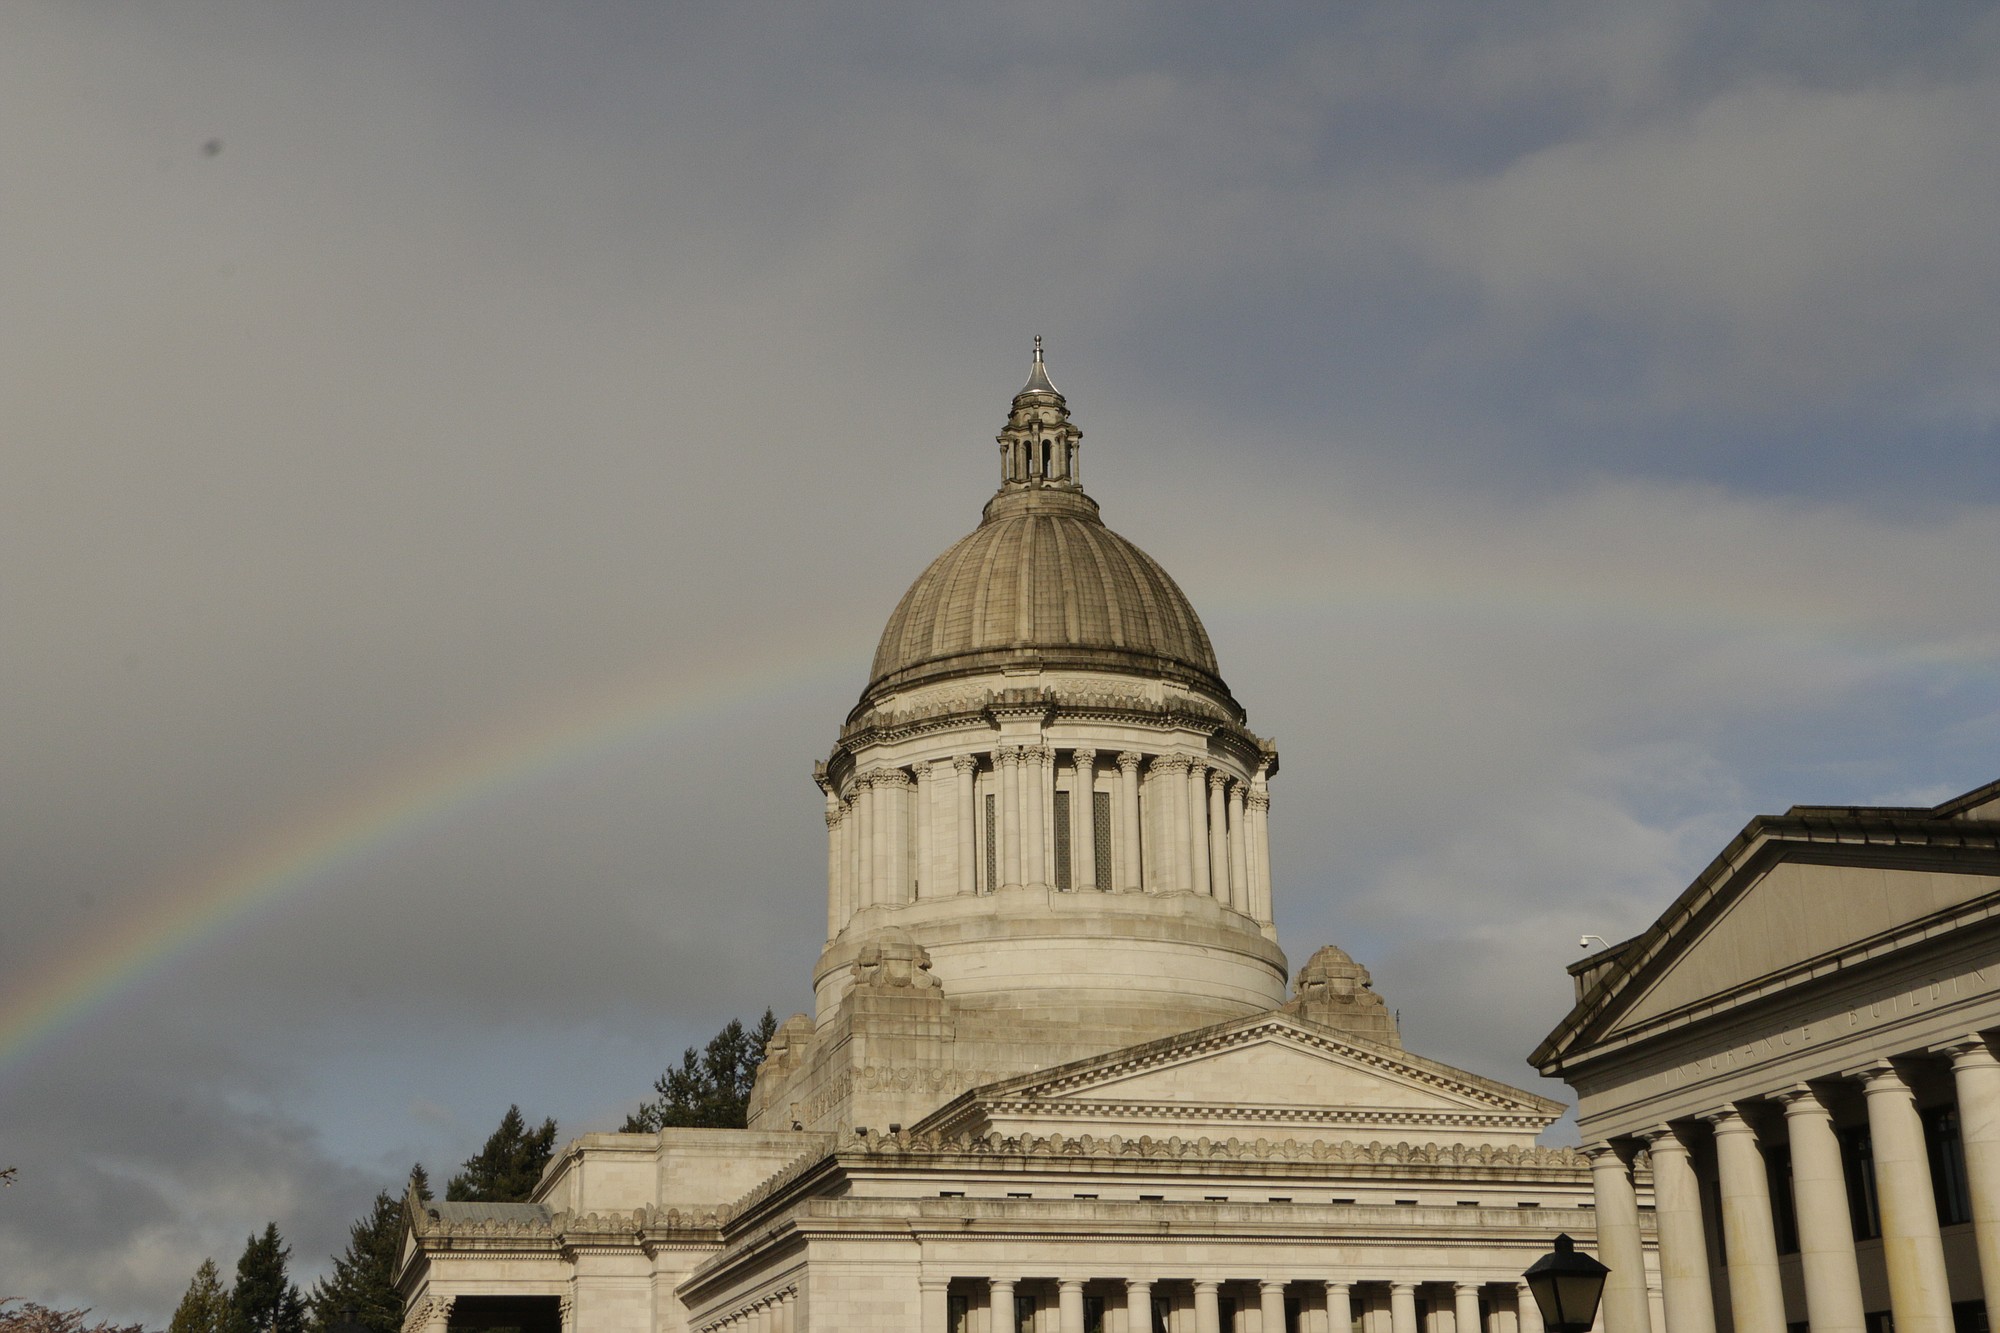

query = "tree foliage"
[[623, 1010, 778, 1132], [306, 1167, 426, 1333], [445, 1107, 557, 1204], [0, 1300, 150, 1333], [166, 1259, 229, 1333], [225, 1223, 306, 1333]]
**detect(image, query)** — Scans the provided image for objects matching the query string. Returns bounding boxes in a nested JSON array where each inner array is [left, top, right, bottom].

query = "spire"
[[995, 337, 1083, 495], [1018, 334, 1061, 399]]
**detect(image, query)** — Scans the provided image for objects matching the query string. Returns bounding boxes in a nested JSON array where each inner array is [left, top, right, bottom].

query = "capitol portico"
[[395, 345, 1625, 1333]]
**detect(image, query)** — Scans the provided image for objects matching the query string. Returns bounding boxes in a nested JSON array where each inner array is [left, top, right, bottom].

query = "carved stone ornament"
[[1281, 944, 1402, 1048], [851, 927, 941, 990]]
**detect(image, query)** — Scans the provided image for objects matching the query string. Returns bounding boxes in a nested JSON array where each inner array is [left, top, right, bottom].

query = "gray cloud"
[[5, 2, 1999, 1321]]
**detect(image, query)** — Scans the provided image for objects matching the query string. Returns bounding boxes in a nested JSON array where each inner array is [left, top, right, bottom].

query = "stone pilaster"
[[1072, 749, 1097, 889], [1186, 758, 1212, 896], [1117, 751, 1144, 891], [953, 754, 978, 895]]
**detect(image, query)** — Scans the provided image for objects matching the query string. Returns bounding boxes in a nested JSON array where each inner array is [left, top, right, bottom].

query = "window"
[[1332, 1197, 1356, 1205], [1457, 1200, 1480, 1207], [938, 1190, 964, 1198], [1843, 1127, 1883, 1240], [1767, 1144, 1800, 1254], [1093, 791, 1113, 887], [1073, 1192, 1097, 1199], [1054, 793, 1072, 891], [1927, 1106, 1973, 1226], [1139, 1194, 1164, 1201], [1007, 1191, 1031, 1198], [1517, 1201, 1541, 1209]]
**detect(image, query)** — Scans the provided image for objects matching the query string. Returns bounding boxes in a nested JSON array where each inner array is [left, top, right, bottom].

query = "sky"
[[5, 1, 2000, 1322]]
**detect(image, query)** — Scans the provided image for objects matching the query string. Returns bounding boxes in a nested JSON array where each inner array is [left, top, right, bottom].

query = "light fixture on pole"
[[1523, 1233, 1609, 1333]]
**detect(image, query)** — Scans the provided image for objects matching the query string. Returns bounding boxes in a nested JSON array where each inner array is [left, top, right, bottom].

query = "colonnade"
[[823, 747, 1274, 936], [699, 1285, 799, 1333], [923, 1274, 1546, 1333], [1589, 1034, 2000, 1333]]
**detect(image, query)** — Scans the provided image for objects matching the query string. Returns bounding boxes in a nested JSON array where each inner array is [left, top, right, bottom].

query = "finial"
[[1019, 335, 1059, 397]]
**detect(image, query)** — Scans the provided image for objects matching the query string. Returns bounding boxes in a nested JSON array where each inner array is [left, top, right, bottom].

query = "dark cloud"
[[5, 2, 2000, 1321]]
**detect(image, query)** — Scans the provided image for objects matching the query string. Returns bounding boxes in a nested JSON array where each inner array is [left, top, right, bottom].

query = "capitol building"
[[395, 347, 1628, 1333]]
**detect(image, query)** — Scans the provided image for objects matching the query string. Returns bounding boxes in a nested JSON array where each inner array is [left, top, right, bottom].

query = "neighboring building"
[[1532, 782, 2000, 1333], [397, 345, 1617, 1333]]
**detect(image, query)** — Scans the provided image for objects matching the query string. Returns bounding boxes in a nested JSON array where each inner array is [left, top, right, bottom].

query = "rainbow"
[[0, 636, 869, 1080]]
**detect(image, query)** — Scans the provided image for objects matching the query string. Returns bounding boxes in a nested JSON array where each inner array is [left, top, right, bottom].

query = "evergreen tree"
[[445, 1107, 557, 1203], [167, 1258, 229, 1333], [406, 1162, 432, 1204], [306, 1182, 407, 1333], [623, 1009, 778, 1131], [226, 1224, 305, 1333]]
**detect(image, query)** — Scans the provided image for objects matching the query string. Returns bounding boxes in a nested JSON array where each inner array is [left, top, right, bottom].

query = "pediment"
[[1607, 859, 2000, 1037], [918, 1012, 1563, 1143]]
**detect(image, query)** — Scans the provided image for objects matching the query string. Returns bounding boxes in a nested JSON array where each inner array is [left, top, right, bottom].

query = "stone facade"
[[397, 345, 1626, 1332], [1533, 780, 2000, 1333]]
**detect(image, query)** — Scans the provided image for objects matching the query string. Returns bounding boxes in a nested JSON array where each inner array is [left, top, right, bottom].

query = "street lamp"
[[1523, 1233, 1609, 1333]]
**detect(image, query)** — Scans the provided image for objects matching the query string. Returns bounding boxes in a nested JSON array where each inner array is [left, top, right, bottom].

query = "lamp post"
[[1524, 1234, 1610, 1333]]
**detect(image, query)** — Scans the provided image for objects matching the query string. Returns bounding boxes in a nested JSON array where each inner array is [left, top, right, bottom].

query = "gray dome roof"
[[862, 485, 1231, 708]]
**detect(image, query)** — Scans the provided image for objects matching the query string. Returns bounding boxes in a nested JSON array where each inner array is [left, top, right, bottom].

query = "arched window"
[[1041, 440, 1051, 476]]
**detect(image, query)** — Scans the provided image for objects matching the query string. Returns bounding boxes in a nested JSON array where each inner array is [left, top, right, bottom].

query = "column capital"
[[1454, 1281, 1482, 1294], [1326, 1280, 1353, 1293], [1057, 1277, 1084, 1292], [1773, 1081, 1832, 1112], [1246, 790, 1271, 812], [953, 752, 979, 775], [1698, 1104, 1754, 1134], [1192, 1279, 1220, 1293], [1071, 747, 1096, 768], [1116, 750, 1144, 773], [1942, 1033, 2000, 1067], [1209, 768, 1229, 791], [1389, 1281, 1416, 1294], [1024, 743, 1052, 766], [1260, 1279, 1286, 1294], [919, 1277, 951, 1291], [1851, 1058, 1911, 1090], [1156, 752, 1191, 774], [877, 767, 914, 789], [1583, 1139, 1629, 1165], [1642, 1122, 1689, 1151]]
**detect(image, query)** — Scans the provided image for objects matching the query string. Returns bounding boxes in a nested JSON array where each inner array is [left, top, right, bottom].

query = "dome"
[[863, 486, 1229, 706], [860, 344, 1235, 712]]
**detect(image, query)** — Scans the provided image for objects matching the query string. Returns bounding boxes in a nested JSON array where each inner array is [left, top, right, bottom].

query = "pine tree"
[[623, 1009, 778, 1131], [226, 1224, 305, 1333], [406, 1162, 432, 1203], [167, 1258, 229, 1333], [445, 1108, 557, 1203], [306, 1184, 405, 1333]]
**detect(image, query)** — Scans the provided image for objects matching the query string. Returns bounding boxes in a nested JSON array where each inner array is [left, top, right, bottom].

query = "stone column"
[[1327, 1282, 1353, 1333], [1124, 1279, 1153, 1333], [991, 1277, 1017, 1333], [1246, 787, 1273, 921], [1585, 1142, 1652, 1333], [1117, 752, 1144, 891], [1774, 1084, 1864, 1333], [1390, 1283, 1420, 1333], [1000, 748, 1024, 889], [1072, 750, 1098, 889], [1858, 1060, 1954, 1333], [1159, 756, 1192, 891], [1194, 1280, 1222, 1333], [954, 755, 978, 894], [914, 761, 934, 899], [824, 793, 844, 939], [857, 771, 879, 909], [1227, 779, 1249, 911], [1060, 1279, 1086, 1333], [921, 1279, 951, 1333], [1947, 1037, 2000, 1324], [1208, 771, 1231, 905], [1455, 1284, 1482, 1333], [882, 768, 912, 904], [1023, 745, 1049, 887], [1643, 1125, 1716, 1333], [1515, 1286, 1542, 1333], [1186, 759, 1212, 896], [778, 1291, 797, 1333], [1258, 1281, 1286, 1333], [1703, 1106, 1784, 1333]]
